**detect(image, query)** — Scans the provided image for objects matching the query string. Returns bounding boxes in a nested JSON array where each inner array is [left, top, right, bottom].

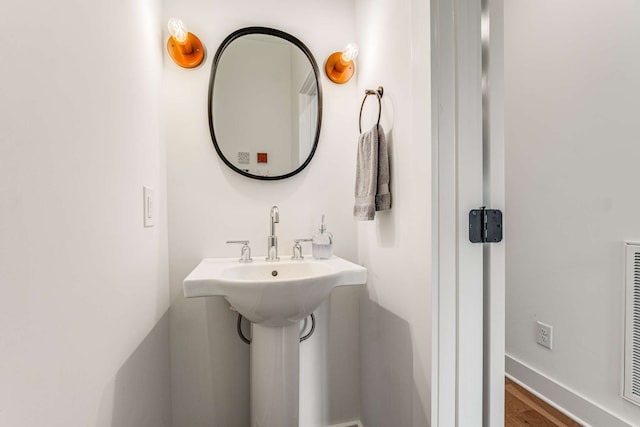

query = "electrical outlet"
[[536, 321, 553, 350]]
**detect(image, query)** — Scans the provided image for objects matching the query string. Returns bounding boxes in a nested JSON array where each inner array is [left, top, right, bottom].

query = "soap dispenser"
[[312, 214, 333, 259]]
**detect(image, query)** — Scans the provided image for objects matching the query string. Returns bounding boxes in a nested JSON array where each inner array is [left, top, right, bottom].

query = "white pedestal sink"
[[183, 256, 367, 427]]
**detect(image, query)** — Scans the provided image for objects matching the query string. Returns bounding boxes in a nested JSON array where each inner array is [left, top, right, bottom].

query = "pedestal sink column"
[[183, 257, 367, 426], [251, 322, 300, 427]]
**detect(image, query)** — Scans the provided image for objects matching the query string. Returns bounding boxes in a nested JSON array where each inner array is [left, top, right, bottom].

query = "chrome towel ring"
[[359, 86, 384, 133]]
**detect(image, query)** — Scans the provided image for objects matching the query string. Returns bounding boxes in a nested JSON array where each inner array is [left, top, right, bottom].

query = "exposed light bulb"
[[341, 43, 359, 62], [166, 17, 204, 68], [168, 18, 188, 43]]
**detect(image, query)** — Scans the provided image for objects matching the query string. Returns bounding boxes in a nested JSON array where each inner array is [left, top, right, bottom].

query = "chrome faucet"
[[266, 206, 280, 261]]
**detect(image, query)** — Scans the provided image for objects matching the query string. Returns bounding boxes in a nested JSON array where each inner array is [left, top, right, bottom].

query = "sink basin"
[[183, 256, 367, 326]]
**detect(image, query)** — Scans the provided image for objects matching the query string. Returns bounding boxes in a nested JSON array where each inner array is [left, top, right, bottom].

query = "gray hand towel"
[[375, 124, 391, 212], [354, 124, 391, 220]]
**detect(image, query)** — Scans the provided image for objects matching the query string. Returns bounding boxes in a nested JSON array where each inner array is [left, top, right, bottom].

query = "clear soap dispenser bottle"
[[312, 214, 333, 259]]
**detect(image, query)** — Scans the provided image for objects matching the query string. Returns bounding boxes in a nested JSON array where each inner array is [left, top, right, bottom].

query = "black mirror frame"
[[208, 27, 323, 181]]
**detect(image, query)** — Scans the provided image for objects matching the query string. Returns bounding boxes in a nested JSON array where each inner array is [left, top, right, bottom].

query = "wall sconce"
[[325, 43, 359, 84], [166, 18, 205, 69]]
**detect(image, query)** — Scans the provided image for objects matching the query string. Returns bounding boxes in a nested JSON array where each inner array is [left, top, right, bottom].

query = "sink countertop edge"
[[183, 256, 367, 298]]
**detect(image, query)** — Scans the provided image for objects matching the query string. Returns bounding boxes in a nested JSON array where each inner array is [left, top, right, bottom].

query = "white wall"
[[163, 0, 361, 425], [505, 0, 640, 424], [0, 0, 171, 426], [354, 0, 432, 426]]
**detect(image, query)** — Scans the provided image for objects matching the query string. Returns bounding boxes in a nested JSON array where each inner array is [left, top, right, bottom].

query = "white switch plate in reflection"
[[238, 151, 250, 164], [143, 186, 154, 227]]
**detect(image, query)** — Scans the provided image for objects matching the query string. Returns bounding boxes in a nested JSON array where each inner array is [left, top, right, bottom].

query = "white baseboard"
[[328, 421, 363, 427], [506, 354, 633, 427]]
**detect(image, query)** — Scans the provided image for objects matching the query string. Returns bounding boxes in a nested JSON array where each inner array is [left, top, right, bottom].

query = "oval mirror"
[[209, 27, 323, 180]]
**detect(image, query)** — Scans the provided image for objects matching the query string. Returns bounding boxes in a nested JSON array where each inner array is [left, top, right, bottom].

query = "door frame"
[[431, 0, 505, 425], [482, 1, 505, 426]]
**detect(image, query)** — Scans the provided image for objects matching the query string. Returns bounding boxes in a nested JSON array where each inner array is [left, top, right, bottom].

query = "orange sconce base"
[[167, 33, 205, 69], [325, 51, 355, 84]]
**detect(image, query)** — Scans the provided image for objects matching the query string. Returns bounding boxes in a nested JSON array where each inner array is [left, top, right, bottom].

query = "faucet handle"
[[292, 238, 312, 260], [226, 240, 253, 263]]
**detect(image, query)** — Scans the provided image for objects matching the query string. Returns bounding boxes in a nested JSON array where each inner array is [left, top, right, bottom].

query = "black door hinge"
[[469, 207, 503, 243]]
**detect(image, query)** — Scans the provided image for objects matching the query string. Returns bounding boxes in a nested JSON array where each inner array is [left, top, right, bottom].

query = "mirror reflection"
[[209, 28, 322, 180]]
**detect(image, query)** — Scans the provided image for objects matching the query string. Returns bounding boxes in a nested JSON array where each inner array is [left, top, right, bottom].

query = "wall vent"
[[624, 244, 640, 406]]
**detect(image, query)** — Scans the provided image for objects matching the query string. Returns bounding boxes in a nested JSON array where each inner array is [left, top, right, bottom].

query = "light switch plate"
[[238, 152, 250, 164], [143, 186, 154, 227]]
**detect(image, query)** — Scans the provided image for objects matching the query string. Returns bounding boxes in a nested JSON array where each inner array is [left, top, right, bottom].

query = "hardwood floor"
[[505, 378, 581, 427]]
